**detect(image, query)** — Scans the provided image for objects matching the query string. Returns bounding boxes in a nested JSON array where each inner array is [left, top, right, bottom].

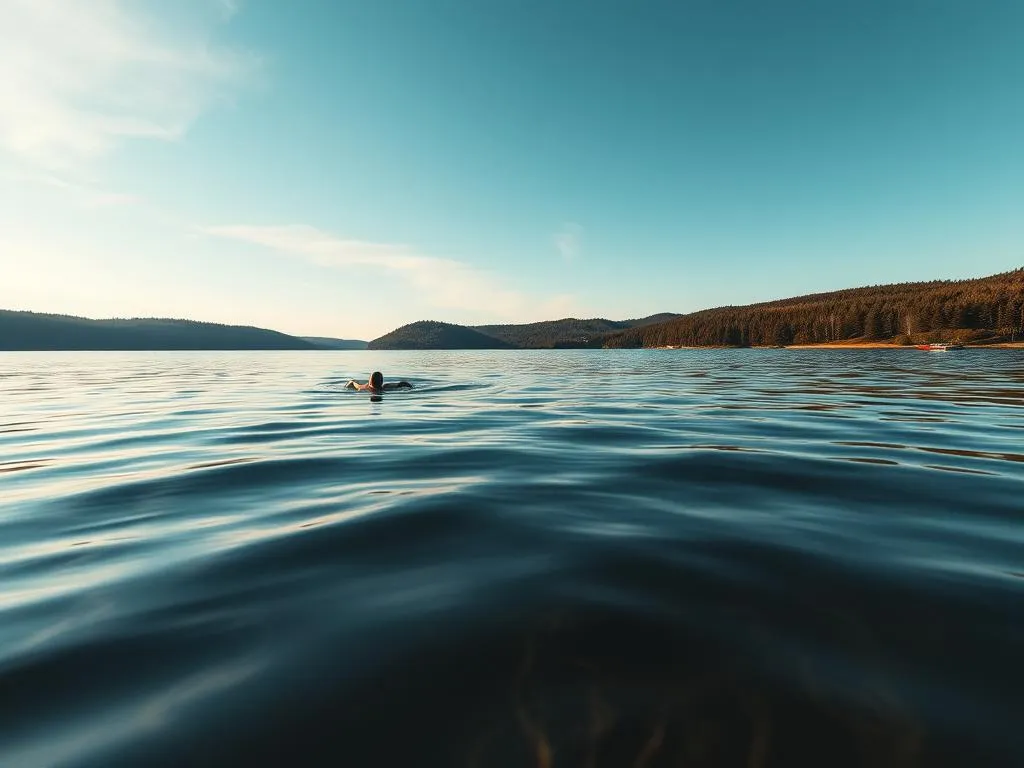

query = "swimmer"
[[345, 371, 412, 392]]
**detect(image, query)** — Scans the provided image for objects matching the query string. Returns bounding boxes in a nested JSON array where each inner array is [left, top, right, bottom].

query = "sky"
[[1, 0, 1021, 341]]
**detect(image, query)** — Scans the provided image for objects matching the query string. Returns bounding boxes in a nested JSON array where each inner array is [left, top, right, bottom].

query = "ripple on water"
[[0, 349, 1022, 767]]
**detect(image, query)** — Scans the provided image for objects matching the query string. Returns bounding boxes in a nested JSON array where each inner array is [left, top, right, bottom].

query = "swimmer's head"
[[369, 371, 384, 390]]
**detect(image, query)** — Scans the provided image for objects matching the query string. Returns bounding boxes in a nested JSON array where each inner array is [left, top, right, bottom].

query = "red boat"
[[915, 343, 965, 351]]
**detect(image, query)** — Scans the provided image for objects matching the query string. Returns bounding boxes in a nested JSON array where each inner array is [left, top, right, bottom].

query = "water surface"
[[1, 350, 1022, 767]]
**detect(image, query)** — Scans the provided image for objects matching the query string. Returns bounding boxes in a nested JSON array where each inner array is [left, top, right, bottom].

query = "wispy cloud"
[[0, 0, 257, 167], [554, 222, 584, 261], [217, 0, 242, 20], [205, 224, 579, 320], [3, 169, 140, 208]]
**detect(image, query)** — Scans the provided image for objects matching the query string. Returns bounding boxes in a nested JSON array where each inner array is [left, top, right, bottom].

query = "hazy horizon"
[[4, 262, 1021, 343], [2, 1, 1022, 340]]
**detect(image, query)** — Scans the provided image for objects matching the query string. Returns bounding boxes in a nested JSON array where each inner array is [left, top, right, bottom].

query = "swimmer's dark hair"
[[370, 371, 383, 389]]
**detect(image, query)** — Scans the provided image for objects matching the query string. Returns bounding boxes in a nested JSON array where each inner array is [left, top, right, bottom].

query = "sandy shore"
[[649, 342, 1024, 350], [786, 341, 1024, 349], [651, 343, 909, 349]]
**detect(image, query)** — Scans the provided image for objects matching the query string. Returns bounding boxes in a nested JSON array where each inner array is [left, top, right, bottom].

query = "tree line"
[[370, 315, 680, 349], [604, 268, 1024, 347], [0, 311, 315, 350]]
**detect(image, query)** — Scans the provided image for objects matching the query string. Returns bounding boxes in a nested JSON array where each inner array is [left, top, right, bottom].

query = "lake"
[[1, 350, 1022, 767]]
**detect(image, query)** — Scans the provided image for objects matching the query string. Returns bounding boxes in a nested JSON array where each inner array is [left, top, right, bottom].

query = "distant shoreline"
[[5, 343, 1022, 352], [650, 342, 1024, 350], [787, 342, 1024, 349]]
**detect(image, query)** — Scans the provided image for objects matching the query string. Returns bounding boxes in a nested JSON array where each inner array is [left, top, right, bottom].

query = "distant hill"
[[604, 268, 1024, 348], [301, 336, 368, 350], [369, 313, 680, 350], [474, 313, 681, 348], [367, 269, 1024, 350], [367, 321, 515, 350], [0, 311, 317, 350]]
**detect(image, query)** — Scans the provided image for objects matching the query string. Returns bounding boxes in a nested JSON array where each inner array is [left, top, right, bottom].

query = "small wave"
[[1, 349, 1022, 767]]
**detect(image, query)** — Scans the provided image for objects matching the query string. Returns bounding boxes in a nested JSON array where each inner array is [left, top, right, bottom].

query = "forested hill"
[[474, 313, 679, 348], [369, 313, 680, 349], [301, 336, 369, 350], [604, 268, 1024, 348], [367, 321, 516, 350], [0, 311, 317, 350]]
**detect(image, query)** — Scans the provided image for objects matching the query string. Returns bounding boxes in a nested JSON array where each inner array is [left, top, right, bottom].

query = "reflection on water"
[[1, 349, 1022, 767]]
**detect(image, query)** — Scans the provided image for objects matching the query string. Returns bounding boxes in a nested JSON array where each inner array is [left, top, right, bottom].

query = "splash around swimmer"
[[345, 371, 412, 393]]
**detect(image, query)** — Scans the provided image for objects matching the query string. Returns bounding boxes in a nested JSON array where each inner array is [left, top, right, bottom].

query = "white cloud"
[[554, 222, 584, 261], [204, 224, 579, 321], [217, 0, 241, 20], [0, 0, 256, 167]]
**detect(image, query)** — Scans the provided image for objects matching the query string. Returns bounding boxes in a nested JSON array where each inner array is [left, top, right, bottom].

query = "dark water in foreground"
[[1, 350, 1022, 768]]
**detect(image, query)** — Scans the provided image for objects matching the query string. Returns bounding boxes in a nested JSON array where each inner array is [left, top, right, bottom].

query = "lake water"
[[1, 350, 1022, 767]]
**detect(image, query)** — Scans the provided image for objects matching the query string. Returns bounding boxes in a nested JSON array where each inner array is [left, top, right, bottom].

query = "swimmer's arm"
[[381, 381, 412, 391]]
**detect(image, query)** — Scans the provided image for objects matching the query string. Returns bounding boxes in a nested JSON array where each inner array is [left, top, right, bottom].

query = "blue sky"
[[1, 0, 1021, 340]]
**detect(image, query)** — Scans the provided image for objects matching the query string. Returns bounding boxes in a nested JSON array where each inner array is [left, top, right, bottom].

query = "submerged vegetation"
[[462, 609, 934, 768]]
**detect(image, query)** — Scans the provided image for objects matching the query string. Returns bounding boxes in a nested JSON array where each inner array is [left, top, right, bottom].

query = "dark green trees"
[[604, 268, 1024, 347]]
